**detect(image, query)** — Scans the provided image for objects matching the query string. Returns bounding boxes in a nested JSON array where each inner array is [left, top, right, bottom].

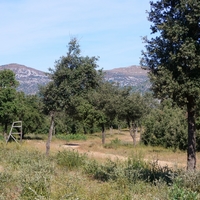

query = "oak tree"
[[40, 38, 103, 154], [141, 0, 200, 170]]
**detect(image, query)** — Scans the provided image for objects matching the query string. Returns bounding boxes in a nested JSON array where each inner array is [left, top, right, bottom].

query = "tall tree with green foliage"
[[141, 0, 200, 170], [0, 70, 19, 138], [40, 38, 103, 154]]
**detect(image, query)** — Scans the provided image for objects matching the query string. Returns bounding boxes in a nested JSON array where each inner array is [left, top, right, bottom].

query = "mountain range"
[[0, 63, 150, 94]]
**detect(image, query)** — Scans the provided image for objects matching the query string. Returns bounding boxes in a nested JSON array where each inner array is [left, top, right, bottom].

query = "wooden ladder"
[[6, 121, 22, 144]]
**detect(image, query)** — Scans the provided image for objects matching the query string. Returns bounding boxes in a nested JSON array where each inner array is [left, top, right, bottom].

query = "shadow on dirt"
[[23, 136, 44, 140], [64, 143, 80, 147]]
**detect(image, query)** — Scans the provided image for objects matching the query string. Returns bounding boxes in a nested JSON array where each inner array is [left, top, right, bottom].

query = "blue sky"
[[0, 0, 152, 72]]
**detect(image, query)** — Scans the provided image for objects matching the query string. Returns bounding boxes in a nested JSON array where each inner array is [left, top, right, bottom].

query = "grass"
[[55, 133, 87, 141], [0, 143, 199, 199], [0, 130, 200, 199]]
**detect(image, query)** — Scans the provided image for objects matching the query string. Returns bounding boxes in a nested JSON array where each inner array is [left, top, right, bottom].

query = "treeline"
[[1, 38, 200, 151]]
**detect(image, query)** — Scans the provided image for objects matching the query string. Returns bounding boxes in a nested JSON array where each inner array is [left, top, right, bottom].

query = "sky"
[[0, 0, 153, 72]]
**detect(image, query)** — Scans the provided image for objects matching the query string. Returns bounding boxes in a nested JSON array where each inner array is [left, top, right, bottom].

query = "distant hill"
[[104, 65, 150, 92], [0, 63, 150, 94], [0, 63, 50, 94]]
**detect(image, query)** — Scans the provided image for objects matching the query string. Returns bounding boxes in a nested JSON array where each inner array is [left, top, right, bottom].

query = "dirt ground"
[[22, 130, 190, 170]]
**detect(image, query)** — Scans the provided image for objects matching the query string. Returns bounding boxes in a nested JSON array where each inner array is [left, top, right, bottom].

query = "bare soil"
[[21, 130, 195, 170]]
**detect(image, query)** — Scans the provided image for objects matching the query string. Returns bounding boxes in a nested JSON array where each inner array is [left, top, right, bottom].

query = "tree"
[[39, 81, 60, 155], [0, 69, 19, 88], [88, 82, 120, 144], [117, 89, 146, 146], [40, 38, 103, 154], [0, 70, 19, 139], [141, 0, 200, 170], [16, 93, 45, 137]]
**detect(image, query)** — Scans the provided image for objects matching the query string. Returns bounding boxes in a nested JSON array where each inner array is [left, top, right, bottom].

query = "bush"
[[56, 150, 87, 170], [84, 152, 174, 185], [104, 138, 121, 149], [173, 171, 200, 193], [142, 100, 187, 150], [169, 184, 198, 200]]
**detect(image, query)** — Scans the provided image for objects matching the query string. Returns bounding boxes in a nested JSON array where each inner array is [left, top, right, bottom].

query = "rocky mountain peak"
[[0, 63, 50, 94], [0, 63, 150, 94]]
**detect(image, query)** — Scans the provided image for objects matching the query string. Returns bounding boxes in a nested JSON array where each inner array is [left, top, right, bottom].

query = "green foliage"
[[169, 184, 198, 200], [16, 93, 46, 136], [42, 38, 103, 113], [88, 82, 121, 131], [0, 70, 20, 135], [84, 152, 173, 185], [84, 158, 124, 182], [141, 1, 200, 104], [0, 71, 46, 137], [173, 171, 200, 193], [142, 100, 187, 150], [56, 150, 87, 170], [55, 133, 87, 141], [0, 69, 19, 88], [104, 138, 122, 149], [39, 38, 104, 138], [116, 89, 152, 136]]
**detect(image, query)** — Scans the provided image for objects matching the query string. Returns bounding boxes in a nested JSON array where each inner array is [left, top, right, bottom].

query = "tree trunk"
[[118, 124, 121, 134], [110, 126, 113, 135], [129, 122, 137, 146], [46, 112, 54, 156], [102, 124, 105, 145], [187, 98, 196, 171]]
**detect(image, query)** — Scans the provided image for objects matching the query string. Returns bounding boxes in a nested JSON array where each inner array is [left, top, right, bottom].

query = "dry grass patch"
[[5, 130, 198, 170]]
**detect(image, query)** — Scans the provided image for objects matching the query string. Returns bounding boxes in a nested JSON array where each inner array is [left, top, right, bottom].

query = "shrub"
[[84, 158, 125, 182], [142, 101, 187, 150], [169, 184, 198, 200], [104, 138, 121, 149], [56, 150, 87, 170], [173, 171, 200, 193]]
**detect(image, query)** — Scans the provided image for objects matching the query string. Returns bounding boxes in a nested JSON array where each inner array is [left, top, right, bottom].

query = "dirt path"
[[24, 137, 186, 169]]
